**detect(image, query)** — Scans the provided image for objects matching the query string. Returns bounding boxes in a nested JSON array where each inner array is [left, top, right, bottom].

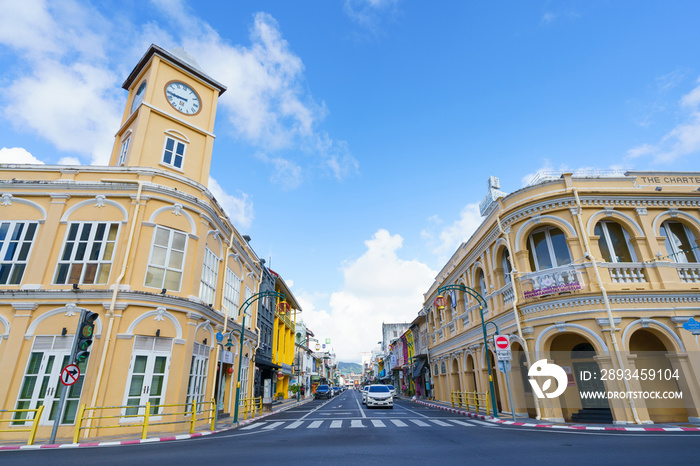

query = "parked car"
[[386, 385, 396, 397], [314, 384, 331, 399], [361, 386, 369, 404], [332, 386, 340, 396], [365, 385, 393, 409]]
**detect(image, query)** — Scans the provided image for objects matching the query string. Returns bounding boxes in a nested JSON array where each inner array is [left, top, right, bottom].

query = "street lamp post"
[[437, 285, 499, 418], [232, 290, 285, 424]]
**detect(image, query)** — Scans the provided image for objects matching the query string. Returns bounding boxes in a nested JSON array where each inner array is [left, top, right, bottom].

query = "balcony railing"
[[600, 263, 648, 283], [518, 264, 585, 299], [493, 282, 515, 304], [676, 264, 700, 283]]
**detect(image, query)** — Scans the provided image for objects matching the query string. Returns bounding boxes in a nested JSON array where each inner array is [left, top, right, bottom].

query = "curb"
[[1, 397, 314, 452], [414, 400, 700, 432]]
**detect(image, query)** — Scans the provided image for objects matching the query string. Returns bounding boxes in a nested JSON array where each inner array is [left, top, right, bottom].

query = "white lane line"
[[240, 422, 264, 430], [469, 419, 495, 427], [371, 420, 386, 428], [330, 420, 343, 428], [351, 420, 365, 428], [262, 422, 285, 430], [285, 421, 304, 429], [307, 421, 323, 429], [430, 419, 452, 427], [390, 419, 408, 427], [354, 396, 367, 418], [392, 403, 430, 418], [450, 420, 475, 427], [410, 419, 431, 427]]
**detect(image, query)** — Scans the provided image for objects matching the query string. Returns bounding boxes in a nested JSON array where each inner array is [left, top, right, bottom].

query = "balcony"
[[519, 264, 584, 299], [676, 264, 700, 283], [600, 263, 648, 283]]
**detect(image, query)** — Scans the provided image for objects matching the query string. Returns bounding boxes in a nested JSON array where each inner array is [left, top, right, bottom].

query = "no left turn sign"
[[61, 364, 80, 386]]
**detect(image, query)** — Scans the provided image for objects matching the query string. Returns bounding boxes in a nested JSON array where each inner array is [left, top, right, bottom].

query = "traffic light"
[[74, 311, 99, 364]]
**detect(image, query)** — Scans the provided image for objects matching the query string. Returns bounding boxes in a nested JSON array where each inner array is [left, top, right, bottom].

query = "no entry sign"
[[494, 335, 509, 350]]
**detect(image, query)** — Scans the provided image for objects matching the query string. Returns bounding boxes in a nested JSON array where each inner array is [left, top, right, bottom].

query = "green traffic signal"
[[74, 311, 99, 365]]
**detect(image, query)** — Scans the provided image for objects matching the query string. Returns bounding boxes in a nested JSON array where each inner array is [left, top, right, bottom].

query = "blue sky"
[[2, 1, 700, 362]]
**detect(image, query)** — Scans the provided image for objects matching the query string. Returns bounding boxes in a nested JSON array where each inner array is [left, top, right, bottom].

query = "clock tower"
[[110, 44, 227, 186]]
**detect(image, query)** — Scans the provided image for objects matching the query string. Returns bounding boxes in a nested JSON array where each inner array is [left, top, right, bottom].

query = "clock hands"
[[167, 91, 188, 102]]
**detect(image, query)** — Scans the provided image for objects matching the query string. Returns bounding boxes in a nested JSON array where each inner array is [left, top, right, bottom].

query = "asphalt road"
[[5, 389, 699, 465]]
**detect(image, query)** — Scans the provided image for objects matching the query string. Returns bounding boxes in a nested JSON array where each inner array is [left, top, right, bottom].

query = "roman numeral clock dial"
[[165, 81, 201, 115]]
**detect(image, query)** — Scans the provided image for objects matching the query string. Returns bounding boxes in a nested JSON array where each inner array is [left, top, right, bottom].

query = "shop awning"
[[412, 359, 427, 378]]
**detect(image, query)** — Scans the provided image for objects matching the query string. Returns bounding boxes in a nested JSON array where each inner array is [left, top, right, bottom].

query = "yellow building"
[[425, 172, 700, 425], [269, 270, 301, 399], [0, 45, 262, 442]]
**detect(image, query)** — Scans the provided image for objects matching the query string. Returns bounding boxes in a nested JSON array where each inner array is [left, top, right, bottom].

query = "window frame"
[[595, 220, 637, 263], [199, 247, 220, 306], [54, 222, 120, 285], [527, 226, 572, 271], [144, 226, 188, 292], [118, 136, 130, 166], [223, 267, 242, 316], [186, 342, 209, 413], [0, 221, 39, 285], [161, 136, 187, 170], [660, 220, 699, 263]]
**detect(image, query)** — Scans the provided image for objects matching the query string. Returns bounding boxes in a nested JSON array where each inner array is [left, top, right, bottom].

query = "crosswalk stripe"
[[240, 422, 264, 430], [450, 420, 475, 427], [351, 420, 365, 428], [262, 422, 285, 430], [390, 419, 408, 427], [307, 421, 323, 429], [371, 420, 386, 427], [285, 421, 304, 429], [410, 419, 431, 427], [330, 420, 343, 428], [430, 419, 452, 427]]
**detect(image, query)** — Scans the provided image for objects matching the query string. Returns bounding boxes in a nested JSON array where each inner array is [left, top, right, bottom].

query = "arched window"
[[476, 269, 486, 297], [660, 221, 698, 263], [502, 249, 512, 284], [595, 221, 636, 263], [527, 226, 572, 271]]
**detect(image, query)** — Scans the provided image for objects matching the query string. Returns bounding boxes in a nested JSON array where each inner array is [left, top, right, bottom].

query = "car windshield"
[[368, 386, 390, 393], [387, 385, 395, 390], [318, 385, 329, 390]]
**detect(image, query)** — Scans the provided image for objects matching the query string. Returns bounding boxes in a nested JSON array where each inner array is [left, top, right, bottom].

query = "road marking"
[[307, 421, 323, 429], [240, 423, 264, 430], [350, 420, 365, 428], [392, 403, 430, 418], [410, 419, 431, 427], [262, 422, 284, 430], [450, 420, 475, 427], [371, 420, 386, 428], [285, 421, 304, 429], [469, 420, 494, 427], [390, 419, 408, 427], [354, 396, 366, 418], [430, 419, 452, 427], [330, 420, 343, 428]]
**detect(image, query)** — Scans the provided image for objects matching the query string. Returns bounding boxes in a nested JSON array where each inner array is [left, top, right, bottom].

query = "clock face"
[[165, 81, 201, 115], [130, 81, 147, 114]]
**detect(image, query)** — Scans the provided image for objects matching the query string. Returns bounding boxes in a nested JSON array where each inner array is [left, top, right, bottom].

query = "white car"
[[365, 385, 393, 409], [361, 386, 369, 404]]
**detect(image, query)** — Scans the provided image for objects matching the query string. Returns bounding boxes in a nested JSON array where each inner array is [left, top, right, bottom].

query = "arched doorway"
[[451, 359, 461, 395], [465, 354, 477, 392], [550, 334, 611, 423], [629, 329, 686, 423], [512, 342, 537, 418], [486, 350, 502, 414]]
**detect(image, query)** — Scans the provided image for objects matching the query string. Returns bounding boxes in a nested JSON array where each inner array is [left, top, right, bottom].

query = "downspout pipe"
[[570, 185, 642, 425], [495, 211, 542, 421], [85, 179, 144, 437]]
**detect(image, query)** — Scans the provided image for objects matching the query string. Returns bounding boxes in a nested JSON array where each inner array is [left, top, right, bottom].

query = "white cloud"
[[207, 177, 254, 229], [627, 76, 700, 164], [422, 204, 482, 262], [57, 156, 81, 165], [344, 0, 401, 33], [0, 147, 44, 164], [301, 229, 435, 362]]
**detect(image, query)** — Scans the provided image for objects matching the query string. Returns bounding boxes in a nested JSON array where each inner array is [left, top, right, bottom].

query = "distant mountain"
[[338, 362, 362, 375]]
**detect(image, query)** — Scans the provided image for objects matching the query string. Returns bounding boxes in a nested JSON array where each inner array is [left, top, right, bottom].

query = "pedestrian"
[[300, 385, 305, 397]]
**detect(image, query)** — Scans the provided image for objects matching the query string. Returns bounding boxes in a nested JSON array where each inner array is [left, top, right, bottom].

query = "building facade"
[[0, 45, 263, 441], [424, 172, 700, 425]]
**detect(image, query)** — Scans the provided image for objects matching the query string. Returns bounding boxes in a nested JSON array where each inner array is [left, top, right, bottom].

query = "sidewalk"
[[0, 396, 314, 451], [409, 396, 700, 432]]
